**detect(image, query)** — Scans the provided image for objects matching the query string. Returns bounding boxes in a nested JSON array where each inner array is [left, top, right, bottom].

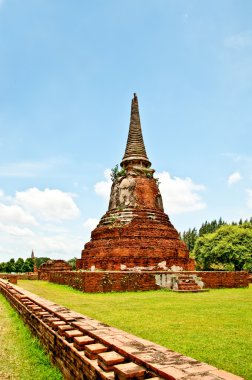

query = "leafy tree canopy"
[[35, 257, 51, 268], [193, 223, 252, 271]]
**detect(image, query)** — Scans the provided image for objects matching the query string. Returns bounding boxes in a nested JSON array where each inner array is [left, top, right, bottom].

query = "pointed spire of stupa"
[[121, 93, 151, 169]]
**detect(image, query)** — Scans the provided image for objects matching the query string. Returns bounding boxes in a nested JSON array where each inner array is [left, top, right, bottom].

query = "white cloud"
[[28, 235, 83, 258], [83, 218, 99, 230], [0, 223, 34, 237], [156, 171, 206, 215], [0, 203, 37, 225], [0, 189, 4, 197], [15, 188, 80, 221], [0, 187, 84, 261], [247, 189, 252, 209], [94, 169, 112, 201], [224, 30, 252, 49], [228, 172, 242, 185]]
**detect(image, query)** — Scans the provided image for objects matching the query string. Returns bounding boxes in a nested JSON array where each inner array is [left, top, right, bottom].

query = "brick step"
[[178, 286, 199, 290], [178, 284, 200, 289], [58, 324, 73, 336], [74, 335, 95, 351], [52, 320, 66, 330], [114, 363, 145, 380], [65, 329, 83, 343], [85, 343, 108, 360], [173, 289, 210, 293], [178, 280, 199, 284], [98, 351, 125, 372], [178, 282, 199, 286]]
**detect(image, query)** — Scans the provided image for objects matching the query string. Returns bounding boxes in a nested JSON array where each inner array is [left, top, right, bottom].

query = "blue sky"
[[0, 0, 252, 261]]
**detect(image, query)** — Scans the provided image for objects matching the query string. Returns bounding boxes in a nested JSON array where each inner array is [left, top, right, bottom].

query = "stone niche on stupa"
[[76, 94, 195, 272]]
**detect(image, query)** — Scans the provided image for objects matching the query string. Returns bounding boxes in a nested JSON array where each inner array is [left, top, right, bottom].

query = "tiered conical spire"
[[77, 93, 193, 272], [121, 93, 151, 169]]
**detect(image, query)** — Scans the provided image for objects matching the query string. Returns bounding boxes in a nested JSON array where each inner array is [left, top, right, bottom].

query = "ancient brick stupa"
[[77, 94, 195, 271]]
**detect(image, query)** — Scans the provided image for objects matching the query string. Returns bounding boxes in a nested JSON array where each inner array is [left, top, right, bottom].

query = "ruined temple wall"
[[48, 270, 249, 293], [0, 273, 38, 282]]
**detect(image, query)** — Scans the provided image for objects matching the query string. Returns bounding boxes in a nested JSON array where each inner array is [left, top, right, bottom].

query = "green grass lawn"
[[18, 280, 252, 380], [0, 293, 63, 380]]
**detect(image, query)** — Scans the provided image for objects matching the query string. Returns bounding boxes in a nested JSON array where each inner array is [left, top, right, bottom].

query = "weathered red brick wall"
[[190, 271, 249, 288], [0, 274, 18, 283], [38, 260, 72, 280], [0, 273, 38, 281], [38, 271, 50, 280], [48, 270, 249, 292], [49, 271, 160, 292], [0, 279, 244, 380]]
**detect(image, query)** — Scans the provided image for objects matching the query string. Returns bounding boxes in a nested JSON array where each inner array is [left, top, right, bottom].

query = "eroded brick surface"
[[48, 270, 248, 293], [38, 259, 72, 280]]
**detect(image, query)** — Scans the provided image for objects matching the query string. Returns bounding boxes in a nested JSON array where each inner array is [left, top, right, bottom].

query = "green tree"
[[198, 218, 226, 237], [181, 228, 198, 251], [194, 224, 252, 271], [0, 262, 6, 273], [5, 258, 15, 273], [15, 258, 25, 273], [35, 257, 51, 268], [22, 258, 34, 273]]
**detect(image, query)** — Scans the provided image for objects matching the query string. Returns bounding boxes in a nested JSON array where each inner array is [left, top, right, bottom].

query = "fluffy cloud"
[[156, 171, 206, 214], [83, 218, 99, 230], [15, 187, 80, 221], [94, 169, 111, 200], [0, 186, 83, 260], [0, 204, 37, 225], [0, 223, 34, 237], [228, 172, 242, 185]]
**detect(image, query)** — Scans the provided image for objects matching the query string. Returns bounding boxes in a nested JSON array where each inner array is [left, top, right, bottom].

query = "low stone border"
[[0, 279, 243, 380]]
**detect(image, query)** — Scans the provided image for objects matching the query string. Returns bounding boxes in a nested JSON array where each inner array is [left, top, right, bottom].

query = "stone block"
[[85, 343, 108, 360], [73, 335, 95, 350], [58, 324, 73, 336], [98, 351, 125, 372], [65, 329, 83, 343], [114, 362, 145, 380], [52, 321, 66, 330]]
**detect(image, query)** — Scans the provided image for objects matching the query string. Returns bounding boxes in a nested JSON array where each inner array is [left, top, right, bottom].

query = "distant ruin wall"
[[48, 270, 249, 292], [38, 260, 72, 281], [0, 273, 38, 282]]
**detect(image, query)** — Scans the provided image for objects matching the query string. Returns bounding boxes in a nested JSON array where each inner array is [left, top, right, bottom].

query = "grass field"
[[0, 293, 63, 380], [18, 280, 252, 380]]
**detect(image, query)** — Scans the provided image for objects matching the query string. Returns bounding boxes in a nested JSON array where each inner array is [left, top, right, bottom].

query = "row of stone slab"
[[0, 279, 244, 380]]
